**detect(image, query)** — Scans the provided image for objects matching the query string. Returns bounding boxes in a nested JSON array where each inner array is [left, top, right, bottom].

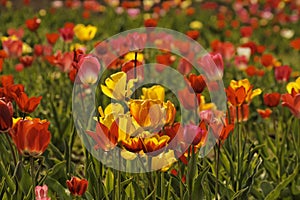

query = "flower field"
[[0, 0, 300, 199]]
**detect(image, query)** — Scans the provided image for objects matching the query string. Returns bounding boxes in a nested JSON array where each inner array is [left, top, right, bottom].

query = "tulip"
[[15, 92, 42, 113], [141, 85, 165, 102], [0, 99, 13, 132], [10, 118, 51, 156], [198, 53, 224, 80], [226, 79, 262, 106], [129, 99, 176, 130], [142, 134, 170, 156], [73, 24, 97, 42], [66, 176, 88, 196], [19, 55, 33, 67], [274, 65, 292, 82], [46, 33, 60, 45], [144, 18, 157, 27], [286, 77, 300, 94], [188, 74, 206, 93], [86, 120, 119, 151], [2, 38, 23, 57], [59, 26, 74, 43], [25, 17, 41, 32], [261, 54, 274, 68], [257, 108, 272, 119], [77, 55, 101, 85], [35, 185, 51, 200], [264, 93, 281, 107], [101, 72, 136, 101], [282, 93, 300, 118]]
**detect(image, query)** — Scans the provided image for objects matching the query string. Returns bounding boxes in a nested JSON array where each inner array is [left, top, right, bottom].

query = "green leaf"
[[0, 161, 15, 193], [265, 165, 298, 200], [48, 161, 66, 179], [15, 161, 31, 195], [125, 182, 135, 199], [45, 177, 72, 200], [144, 188, 155, 200], [192, 166, 209, 199], [104, 168, 114, 195]]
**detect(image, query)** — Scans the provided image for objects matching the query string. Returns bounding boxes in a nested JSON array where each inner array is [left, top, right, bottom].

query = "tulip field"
[[1, 0, 300, 199]]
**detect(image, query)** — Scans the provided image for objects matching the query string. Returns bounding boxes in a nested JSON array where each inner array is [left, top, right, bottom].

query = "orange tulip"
[[129, 99, 176, 130], [15, 92, 42, 113], [226, 79, 261, 106], [142, 135, 170, 156], [122, 137, 143, 153], [10, 118, 51, 156], [66, 176, 88, 197], [257, 108, 272, 119]]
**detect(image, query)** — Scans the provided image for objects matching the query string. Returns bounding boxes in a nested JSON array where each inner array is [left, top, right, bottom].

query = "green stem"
[[236, 106, 241, 191], [30, 156, 35, 199], [215, 141, 221, 200], [177, 161, 183, 200]]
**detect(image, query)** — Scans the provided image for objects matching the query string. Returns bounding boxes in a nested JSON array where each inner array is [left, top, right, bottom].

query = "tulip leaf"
[[265, 165, 298, 200], [192, 166, 209, 199], [48, 160, 66, 179], [45, 177, 72, 200], [125, 182, 135, 199], [104, 168, 114, 195], [14, 161, 31, 195], [0, 161, 15, 194]]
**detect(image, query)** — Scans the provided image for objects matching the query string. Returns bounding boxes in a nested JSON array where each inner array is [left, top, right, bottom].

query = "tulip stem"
[[133, 51, 138, 99], [30, 156, 36, 199], [215, 140, 221, 200], [4, 132, 17, 166]]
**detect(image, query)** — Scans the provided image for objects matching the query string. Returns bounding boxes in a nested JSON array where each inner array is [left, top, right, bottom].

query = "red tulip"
[[10, 118, 51, 156], [0, 99, 13, 132], [19, 55, 33, 67], [59, 26, 74, 43], [188, 74, 206, 93], [121, 60, 144, 80], [2, 38, 23, 58], [86, 121, 119, 151], [240, 26, 253, 37], [261, 54, 273, 67], [25, 17, 41, 32], [274, 65, 292, 82], [0, 74, 14, 87], [66, 177, 88, 196], [34, 44, 44, 56], [46, 33, 60, 45], [186, 30, 200, 40], [282, 93, 300, 118], [144, 18, 158, 27], [290, 38, 300, 50], [15, 92, 42, 113], [264, 93, 281, 107]]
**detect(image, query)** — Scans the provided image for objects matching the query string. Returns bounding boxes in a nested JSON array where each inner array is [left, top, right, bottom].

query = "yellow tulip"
[[101, 71, 136, 101], [73, 24, 97, 41], [286, 77, 300, 94], [141, 85, 165, 102], [190, 21, 203, 30], [124, 52, 144, 62]]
